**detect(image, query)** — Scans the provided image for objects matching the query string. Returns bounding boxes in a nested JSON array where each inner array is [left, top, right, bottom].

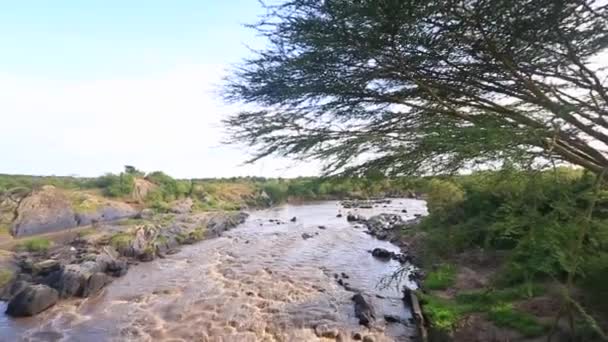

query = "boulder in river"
[[371, 248, 393, 260], [301, 233, 314, 240], [81, 272, 111, 297], [5, 284, 59, 317], [352, 293, 375, 326], [346, 214, 365, 222]]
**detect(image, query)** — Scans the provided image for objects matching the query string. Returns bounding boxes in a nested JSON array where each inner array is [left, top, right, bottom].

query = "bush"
[[95, 173, 135, 197]]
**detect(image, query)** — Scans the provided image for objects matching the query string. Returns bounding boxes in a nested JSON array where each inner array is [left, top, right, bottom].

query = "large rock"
[[44, 261, 106, 298], [11, 186, 77, 237], [44, 265, 88, 298], [5, 284, 58, 317], [81, 272, 110, 297]]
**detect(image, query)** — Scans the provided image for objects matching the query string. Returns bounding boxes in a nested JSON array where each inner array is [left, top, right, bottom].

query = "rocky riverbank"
[[0, 210, 248, 317]]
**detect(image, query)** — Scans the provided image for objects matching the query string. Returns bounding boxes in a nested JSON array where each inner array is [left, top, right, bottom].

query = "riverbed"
[[0, 199, 427, 342]]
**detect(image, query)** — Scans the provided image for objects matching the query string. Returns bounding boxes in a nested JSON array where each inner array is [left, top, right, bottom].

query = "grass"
[[454, 283, 543, 309], [420, 293, 468, 332], [0, 268, 13, 288], [488, 303, 546, 337], [116, 218, 144, 226], [420, 284, 548, 336], [17, 237, 52, 252], [425, 264, 456, 290]]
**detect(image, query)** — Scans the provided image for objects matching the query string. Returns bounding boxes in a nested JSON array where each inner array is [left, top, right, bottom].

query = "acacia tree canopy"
[[224, 0, 608, 176]]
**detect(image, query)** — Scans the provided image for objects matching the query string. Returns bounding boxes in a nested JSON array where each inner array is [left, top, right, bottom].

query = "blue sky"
[[0, 1, 320, 178]]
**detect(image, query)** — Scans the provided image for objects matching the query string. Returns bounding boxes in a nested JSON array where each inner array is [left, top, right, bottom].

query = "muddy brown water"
[[0, 199, 427, 342]]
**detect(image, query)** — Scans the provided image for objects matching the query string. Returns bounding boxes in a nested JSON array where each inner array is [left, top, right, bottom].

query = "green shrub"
[[18, 238, 52, 252], [420, 293, 470, 332], [95, 173, 135, 197], [425, 264, 456, 290], [109, 232, 133, 250]]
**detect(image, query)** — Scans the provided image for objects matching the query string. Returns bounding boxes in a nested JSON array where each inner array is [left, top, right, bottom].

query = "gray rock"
[[33, 259, 60, 275], [371, 248, 393, 260], [352, 293, 375, 327], [82, 272, 110, 297], [44, 265, 87, 298], [105, 259, 128, 277], [11, 186, 77, 237], [5, 284, 59, 316], [301, 233, 314, 240]]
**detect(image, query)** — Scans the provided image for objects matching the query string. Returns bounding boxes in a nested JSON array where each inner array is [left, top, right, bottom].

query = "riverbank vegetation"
[[1, 168, 425, 214], [412, 167, 608, 340]]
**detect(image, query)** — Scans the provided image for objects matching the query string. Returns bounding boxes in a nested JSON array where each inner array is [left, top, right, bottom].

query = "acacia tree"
[[225, 0, 608, 176]]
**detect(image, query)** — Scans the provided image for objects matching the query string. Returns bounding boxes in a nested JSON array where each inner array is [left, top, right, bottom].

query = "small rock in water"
[[314, 323, 339, 338], [371, 248, 393, 260], [401, 209, 407, 213], [318, 225, 326, 230], [290, 216, 297, 222], [341, 272, 349, 279], [301, 233, 314, 240], [336, 213, 343, 218], [384, 315, 403, 324], [352, 293, 375, 327], [346, 214, 364, 222]]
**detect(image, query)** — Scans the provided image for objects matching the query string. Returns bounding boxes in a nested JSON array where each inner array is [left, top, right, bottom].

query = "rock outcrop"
[[11, 186, 77, 237], [10, 186, 138, 237]]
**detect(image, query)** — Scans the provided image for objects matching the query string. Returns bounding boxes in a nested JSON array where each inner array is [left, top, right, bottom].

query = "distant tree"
[[225, 0, 608, 176]]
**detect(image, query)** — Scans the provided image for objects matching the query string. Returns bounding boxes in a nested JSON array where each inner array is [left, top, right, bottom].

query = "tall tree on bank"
[[225, 0, 608, 176]]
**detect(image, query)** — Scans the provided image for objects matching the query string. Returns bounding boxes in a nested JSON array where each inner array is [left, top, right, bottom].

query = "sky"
[[0, 0, 321, 178]]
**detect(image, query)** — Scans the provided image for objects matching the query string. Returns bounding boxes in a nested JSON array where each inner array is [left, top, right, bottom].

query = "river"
[[0, 199, 427, 342]]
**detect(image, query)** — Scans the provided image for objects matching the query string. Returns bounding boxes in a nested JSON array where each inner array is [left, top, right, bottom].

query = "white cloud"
[[0, 64, 320, 178]]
